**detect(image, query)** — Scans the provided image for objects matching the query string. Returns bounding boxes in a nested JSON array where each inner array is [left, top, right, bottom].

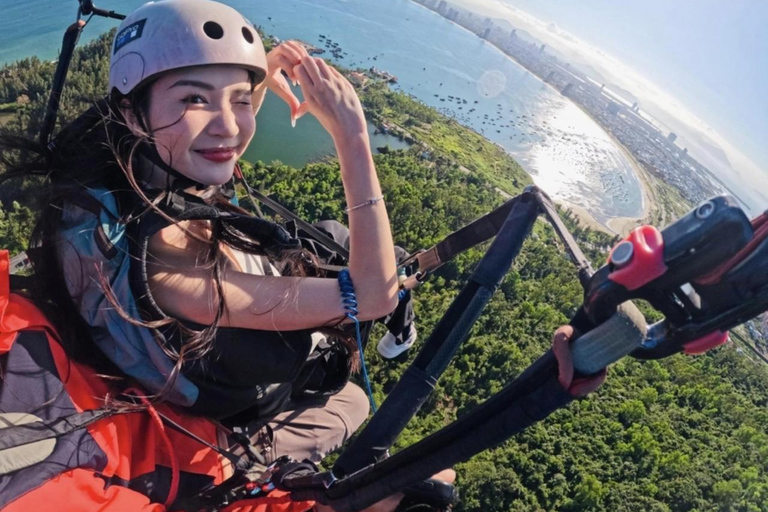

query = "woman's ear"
[[120, 99, 145, 136]]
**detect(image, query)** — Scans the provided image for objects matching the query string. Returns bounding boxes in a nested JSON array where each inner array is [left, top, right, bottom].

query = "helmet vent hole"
[[203, 21, 224, 40], [242, 27, 254, 44]]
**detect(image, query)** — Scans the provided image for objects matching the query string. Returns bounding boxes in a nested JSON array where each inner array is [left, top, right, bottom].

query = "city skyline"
[[449, 0, 768, 211]]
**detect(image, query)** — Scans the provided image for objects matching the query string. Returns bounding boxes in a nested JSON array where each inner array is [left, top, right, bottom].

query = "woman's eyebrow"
[[168, 79, 215, 90]]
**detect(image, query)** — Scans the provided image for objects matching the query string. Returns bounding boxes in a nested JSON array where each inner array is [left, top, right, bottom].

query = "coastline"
[[565, 101, 656, 235], [558, 130, 656, 237], [409, 0, 658, 236]]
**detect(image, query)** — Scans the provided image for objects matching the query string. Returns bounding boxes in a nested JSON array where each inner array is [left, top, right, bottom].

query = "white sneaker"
[[377, 324, 417, 359]]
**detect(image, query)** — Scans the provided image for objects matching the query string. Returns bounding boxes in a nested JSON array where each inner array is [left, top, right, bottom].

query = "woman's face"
[[142, 66, 257, 186]]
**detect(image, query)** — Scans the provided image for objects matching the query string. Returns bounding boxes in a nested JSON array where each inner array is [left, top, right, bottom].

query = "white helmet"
[[109, 0, 267, 96]]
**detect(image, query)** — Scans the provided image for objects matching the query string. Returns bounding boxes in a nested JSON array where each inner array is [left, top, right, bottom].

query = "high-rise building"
[[539, 43, 546, 53], [438, 0, 447, 13], [562, 83, 573, 96], [510, 29, 517, 39], [483, 27, 491, 38], [668, 132, 677, 143]]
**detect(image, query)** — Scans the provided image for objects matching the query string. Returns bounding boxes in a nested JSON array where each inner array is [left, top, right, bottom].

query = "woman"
[[48, 0, 400, 464], [0, 0, 430, 509]]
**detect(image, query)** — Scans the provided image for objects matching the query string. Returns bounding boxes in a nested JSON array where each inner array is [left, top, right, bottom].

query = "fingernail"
[[291, 116, 296, 128], [292, 80, 297, 87]]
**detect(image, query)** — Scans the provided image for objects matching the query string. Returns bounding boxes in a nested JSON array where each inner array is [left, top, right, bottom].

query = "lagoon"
[[247, 88, 410, 168]]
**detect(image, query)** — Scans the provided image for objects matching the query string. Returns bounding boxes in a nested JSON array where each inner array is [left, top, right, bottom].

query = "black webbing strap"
[[236, 172, 351, 261], [154, 410, 256, 469], [532, 188, 595, 286], [287, 353, 574, 512], [408, 196, 520, 278], [409, 187, 598, 283], [333, 191, 541, 478], [147, 186, 301, 256]]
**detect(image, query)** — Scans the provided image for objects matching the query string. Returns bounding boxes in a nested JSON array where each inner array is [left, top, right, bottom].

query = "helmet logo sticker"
[[114, 19, 147, 55]]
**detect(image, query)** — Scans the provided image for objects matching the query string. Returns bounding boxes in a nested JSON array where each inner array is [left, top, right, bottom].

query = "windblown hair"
[[0, 81, 355, 401]]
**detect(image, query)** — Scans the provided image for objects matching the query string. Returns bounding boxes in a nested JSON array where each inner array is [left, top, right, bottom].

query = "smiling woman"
[[126, 68, 258, 186]]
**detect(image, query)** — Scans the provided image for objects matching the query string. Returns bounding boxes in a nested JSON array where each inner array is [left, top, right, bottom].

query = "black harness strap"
[[402, 188, 596, 289], [532, 188, 595, 285], [235, 168, 351, 261]]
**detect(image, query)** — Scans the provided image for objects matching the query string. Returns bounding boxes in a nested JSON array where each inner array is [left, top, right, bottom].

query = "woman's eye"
[[182, 94, 207, 105]]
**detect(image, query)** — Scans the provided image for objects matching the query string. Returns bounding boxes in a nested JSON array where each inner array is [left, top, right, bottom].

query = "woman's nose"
[[208, 106, 239, 138]]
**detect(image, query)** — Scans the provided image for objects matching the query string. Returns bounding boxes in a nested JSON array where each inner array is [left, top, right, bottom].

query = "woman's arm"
[[263, 46, 398, 316], [147, 252, 394, 330]]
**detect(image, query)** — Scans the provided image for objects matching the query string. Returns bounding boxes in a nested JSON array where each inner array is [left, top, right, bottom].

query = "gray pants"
[[237, 381, 370, 463]]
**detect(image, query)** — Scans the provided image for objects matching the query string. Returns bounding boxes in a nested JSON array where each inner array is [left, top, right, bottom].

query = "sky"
[[450, 0, 768, 210]]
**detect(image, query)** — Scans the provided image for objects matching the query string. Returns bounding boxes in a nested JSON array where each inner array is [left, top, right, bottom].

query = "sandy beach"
[[560, 135, 657, 237]]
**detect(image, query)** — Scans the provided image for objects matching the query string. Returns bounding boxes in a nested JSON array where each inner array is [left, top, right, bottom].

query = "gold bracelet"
[[345, 195, 384, 213]]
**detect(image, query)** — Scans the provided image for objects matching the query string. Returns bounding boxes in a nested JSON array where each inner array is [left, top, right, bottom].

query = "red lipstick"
[[195, 147, 236, 163]]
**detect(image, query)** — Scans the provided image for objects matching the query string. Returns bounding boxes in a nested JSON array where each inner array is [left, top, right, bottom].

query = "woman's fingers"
[[552, 325, 575, 390], [290, 58, 365, 139], [266, 40, 308, 81], [300, 55, 325, 86], [293, 63, 314, 90], [280, 40, 310, 60], [268, 70, 302, 119], [316, 58, 333, 80], [294, 101, 308, 121], [552, 325, 607, 397], [272, 54, 300, 82]]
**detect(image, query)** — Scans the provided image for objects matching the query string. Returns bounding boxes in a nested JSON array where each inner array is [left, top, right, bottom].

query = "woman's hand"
[[252, 40, 308, 120], [292, 57, 368, 142], [552, 325, 607, 396]]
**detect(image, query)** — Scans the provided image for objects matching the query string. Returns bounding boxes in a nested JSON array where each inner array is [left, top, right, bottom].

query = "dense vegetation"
[[2, 31, 768, 512]]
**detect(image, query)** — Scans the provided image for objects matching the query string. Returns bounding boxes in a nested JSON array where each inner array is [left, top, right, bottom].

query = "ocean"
[[0, 0, 644, 224]]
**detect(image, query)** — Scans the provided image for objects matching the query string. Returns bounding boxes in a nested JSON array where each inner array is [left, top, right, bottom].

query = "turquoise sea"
[[0, 0, 644, 224]]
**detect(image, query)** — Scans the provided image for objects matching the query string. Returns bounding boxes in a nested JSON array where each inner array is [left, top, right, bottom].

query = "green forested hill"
[[2, 32, 768, 512]]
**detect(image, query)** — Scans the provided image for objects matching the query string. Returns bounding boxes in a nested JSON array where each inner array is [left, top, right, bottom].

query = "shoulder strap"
[[234, 164, 350, 261]]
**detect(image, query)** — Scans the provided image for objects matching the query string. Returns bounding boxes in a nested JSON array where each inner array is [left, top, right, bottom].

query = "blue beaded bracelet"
[[338, 269, 377, 413]]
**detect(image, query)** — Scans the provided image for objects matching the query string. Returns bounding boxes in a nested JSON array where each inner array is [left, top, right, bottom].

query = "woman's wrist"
[[333, 128, 370, 151], [336, 133, 375, 181]]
